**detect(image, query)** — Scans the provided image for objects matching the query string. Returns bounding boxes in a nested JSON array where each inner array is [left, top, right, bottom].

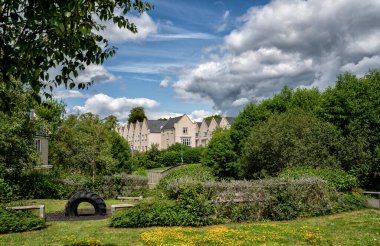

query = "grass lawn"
[[0, 203, 379, 245]]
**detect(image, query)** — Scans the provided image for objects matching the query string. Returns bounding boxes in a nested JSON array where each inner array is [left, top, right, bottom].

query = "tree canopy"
[[0, 0, 152, 112], [128, 107, 146, 124]]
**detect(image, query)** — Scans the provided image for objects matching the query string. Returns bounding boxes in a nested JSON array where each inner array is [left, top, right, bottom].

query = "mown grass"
[[0, 208, 379, 245]]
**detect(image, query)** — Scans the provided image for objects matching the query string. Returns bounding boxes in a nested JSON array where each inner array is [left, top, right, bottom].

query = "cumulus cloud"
[[173, 0, 380, 114], [75, 64, 119, 84], [160, 76, 171, 88], [146, 111, 182, 120], [98, 13, 157, 42], [72, 93, 160, 120], [146, 109, 219, 123], [232, 98, 249, 107], [188, 110, 216, 122], [54, 90, 89, 99]]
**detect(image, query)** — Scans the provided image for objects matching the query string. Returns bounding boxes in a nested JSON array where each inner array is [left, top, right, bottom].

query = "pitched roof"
[[196, 122, 202, 128], [147, 120, 167, 133], [161, 115, 183, 130], [205, 119, 212, 126], [215, 118, 222, 125], [225, 117, 235, 125]]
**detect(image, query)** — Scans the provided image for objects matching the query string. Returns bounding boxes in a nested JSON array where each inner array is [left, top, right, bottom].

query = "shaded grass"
[[0, 209, 378, 245]]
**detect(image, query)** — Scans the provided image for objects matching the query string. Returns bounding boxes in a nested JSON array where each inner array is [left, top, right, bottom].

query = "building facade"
[[116, 115, 235, 151]]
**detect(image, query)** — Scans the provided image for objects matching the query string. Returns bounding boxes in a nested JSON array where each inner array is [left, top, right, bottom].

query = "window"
[[35, 139, 41, 153], [204, 132, 207, 137], [181, 137, 191, 147], [196, 132, 198, 137], [183, 127, 188, 134]]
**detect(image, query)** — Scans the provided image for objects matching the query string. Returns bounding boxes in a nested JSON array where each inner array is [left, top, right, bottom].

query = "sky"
[[55, 0, 380, 123]]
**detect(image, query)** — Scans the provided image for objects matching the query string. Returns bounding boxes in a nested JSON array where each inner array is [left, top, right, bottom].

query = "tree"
[[230, 86, 322, 154], [201, 128, 239, 179], [128, 107, 146, 124], [320, 71, 380, 188], [34, 100, 66, 134], [0, 0, 152, 112], [110, 131, 132, 173], [50, 113, 117, 176], [204, 115, 222, 121], [103, 115, 118, 130], [241, 109, 342, 179], [0, 80, 39, 176]]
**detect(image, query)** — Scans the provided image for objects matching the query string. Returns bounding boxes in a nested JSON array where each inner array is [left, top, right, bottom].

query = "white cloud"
[[54, 90, 89, 99], [75, 64, 119, 84], [189, 110, 217, 122], [151, 33, 216, 41], [160, 76, 171, 88], [146, 111, 182, 120], [173, 0, 380, 114], [340, 56, 380, 77], [232, 98, 249, 107], [146, 109, 219, 123], [98, 13, 157, 42], [216, 10, 230, 32], [72, 93, 160, 121]]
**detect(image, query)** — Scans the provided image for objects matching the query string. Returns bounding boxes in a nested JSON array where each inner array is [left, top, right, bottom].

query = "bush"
[[163, 177, 362, 222], [157, 164, 215, 193], [10, 171, 65, 199], [0, 209, 46, 233], [160, 150, 181, 166], [201, 128, 239, 179], [160, 144, 203, 166], [0, 179, 14, 203], [111, 200, 188, 227], [60, 174, 91, 198], [96, 173, 148, 199], [332, 192, 368, 213], [241, 109, 342, 179], [110, 196, 216, 228], [208, 177, 336, 221], [279, 167, 359, 191]]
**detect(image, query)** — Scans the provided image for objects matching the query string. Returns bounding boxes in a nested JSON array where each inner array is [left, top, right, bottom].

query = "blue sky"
[[58, 0, 380, 122]]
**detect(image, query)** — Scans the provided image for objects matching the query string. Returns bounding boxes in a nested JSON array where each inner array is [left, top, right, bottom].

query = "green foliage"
[[34, 100, 65, 134], [158, 164, 215, 193], [9, 171, 65, 199], [241, 109, 342, 179], [204, 115, 222, 121], [110, 132, 132, 173], [230, 87, 322, 154], [50, 113, 120, 176], [160, 177, 362, 222], [0, 0, 152, 112], [279, 167, 359, 191], [331, 192, 368, 213], [0, 80, 39, 174], [320, 71, 380, 188], [110, 193, 217, 228], [128, 107, 146, 124], [110, 200, 188, 227], [0, 179, 14, 204], [96, 173, 148, 199], [201, 128, 239, 179], [159, 144, 203, 167], [0, 209, 46, 233]]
